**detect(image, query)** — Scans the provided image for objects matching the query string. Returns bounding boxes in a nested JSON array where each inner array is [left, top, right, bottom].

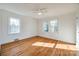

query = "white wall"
[[0, 10, 37, 44], [37, 12, 76, 44], [58, 13, 76, 43], [76, 11, 79, 49], [0, 9, 77, 44], [0, 11, 2, 45], [19, 16, 37, 39]]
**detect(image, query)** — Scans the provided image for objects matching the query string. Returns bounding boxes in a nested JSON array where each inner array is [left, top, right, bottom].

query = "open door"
[[0, 15, 1, 56], [76, 17, 79, 49]]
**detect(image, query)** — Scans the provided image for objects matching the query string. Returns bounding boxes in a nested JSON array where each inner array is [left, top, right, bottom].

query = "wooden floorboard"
[[1, 36, 77, 56]]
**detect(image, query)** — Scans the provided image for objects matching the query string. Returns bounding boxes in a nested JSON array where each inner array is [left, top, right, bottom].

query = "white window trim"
[[8, 17, 20, 34], [49, 19, 58, 33]]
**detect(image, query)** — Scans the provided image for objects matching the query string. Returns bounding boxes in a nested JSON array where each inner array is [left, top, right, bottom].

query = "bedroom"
[[0, 3, 79, 56]]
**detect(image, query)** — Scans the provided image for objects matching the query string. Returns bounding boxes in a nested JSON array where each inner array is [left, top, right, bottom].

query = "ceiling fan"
[[32, 8, 47, 15]]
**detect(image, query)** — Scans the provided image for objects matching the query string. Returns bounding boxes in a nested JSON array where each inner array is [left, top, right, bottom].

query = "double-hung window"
[[50, 20, 58, 32], [43, 22, 48, 32], [9, 18, 20, 34]]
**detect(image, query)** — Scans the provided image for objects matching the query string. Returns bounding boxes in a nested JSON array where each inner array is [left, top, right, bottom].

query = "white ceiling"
[[0, 3, 79, 19]]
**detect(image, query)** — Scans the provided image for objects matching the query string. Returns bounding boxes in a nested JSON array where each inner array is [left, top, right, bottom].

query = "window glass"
[[43, 22, 48, 32], [50, 20, 58, 32], [9, 18, 20, 34]]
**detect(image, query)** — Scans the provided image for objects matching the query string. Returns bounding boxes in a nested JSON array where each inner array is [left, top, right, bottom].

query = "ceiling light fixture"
[[32, 7, 47, 16], [38, 12, 42, 15]]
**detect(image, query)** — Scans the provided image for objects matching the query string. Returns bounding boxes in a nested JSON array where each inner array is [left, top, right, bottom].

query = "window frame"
[[49, 19, 58, 33], [42, 21, 49, 32], [8, 17, 20, 34]]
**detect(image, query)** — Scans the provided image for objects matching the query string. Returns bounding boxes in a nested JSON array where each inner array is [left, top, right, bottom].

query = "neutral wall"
[[58, 13, 76, 43], [0, 11, 2, 45], [0, 9, 77, 44], [0, 10, 37, 44], [76, 11, 79, 49], [37, 13, 76, 44]]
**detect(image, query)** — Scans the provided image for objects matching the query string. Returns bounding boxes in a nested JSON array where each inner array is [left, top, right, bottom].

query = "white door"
[[76, 17, 79, 49], [0, 16, 1, 45]]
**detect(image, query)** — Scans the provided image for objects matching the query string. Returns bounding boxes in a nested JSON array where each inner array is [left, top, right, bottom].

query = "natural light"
[[55, 43, 76, 51], [32, 42, 77, 51], [32, 42, 55, 48], [9, 18, 20, 34]]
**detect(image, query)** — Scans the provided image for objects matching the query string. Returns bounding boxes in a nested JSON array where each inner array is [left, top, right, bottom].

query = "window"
[[9, 18, 20, 34], [43, 22, 48, 32], [50, 20, 58, 32]]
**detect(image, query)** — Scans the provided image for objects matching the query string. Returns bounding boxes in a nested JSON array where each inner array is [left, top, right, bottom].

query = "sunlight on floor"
[[32, 42, 77, 51], [55, 43, 76, 51], [32, 42, 55, 48]]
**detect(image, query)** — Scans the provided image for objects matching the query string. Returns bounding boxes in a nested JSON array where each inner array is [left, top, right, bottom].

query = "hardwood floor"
[[1, 36, 77, 56]]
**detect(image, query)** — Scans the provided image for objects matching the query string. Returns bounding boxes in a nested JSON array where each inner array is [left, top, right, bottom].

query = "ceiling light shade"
[[38, 12, 42, 15], [32, 8, 47, 15]]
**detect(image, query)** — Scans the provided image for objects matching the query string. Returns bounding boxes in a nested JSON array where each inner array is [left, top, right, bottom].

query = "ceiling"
[[0, 3, 79, 19]]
